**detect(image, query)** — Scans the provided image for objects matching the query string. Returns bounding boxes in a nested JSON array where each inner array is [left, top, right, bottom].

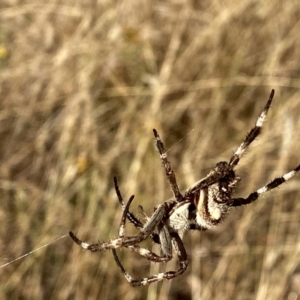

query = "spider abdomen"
[[195, 184, 232, 229], [168, 202, 191, 232]]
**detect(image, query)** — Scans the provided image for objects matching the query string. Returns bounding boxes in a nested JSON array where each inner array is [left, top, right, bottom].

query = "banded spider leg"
[[112, 191, 188, 286]]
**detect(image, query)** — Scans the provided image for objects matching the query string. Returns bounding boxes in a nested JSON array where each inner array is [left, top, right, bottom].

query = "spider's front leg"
[[69, 201, 167, 252], [232, 164, 300, 206], [153, 129, 183, 201]]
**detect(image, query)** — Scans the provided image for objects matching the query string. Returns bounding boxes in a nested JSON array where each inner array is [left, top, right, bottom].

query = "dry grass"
[[1, 1, 300, 299]]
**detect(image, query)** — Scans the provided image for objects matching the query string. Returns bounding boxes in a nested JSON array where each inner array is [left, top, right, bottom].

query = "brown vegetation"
[[1, 1, 300, 299]]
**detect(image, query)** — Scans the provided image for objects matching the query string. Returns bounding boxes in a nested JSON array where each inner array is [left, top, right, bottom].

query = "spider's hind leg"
[[112, 197, 175, 285], [114, 176, 161, 244], [69, 199, 164, 252], [114, 177, 143, 229], [116, 194, 169, 262], [113, 231, 188, 286]]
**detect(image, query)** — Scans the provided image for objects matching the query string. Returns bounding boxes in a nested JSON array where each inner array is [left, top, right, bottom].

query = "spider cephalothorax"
[[70, 89, 300, 286]]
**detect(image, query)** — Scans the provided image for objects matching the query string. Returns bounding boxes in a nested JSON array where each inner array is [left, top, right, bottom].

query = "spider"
[[69, 89, 300, 286]]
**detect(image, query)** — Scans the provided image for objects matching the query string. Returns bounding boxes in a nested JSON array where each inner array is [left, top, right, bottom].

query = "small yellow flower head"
[[0, 45, 8, 59]]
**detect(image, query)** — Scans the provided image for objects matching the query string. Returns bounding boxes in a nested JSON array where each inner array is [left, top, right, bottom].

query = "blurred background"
[[1, 1, 300, 299]]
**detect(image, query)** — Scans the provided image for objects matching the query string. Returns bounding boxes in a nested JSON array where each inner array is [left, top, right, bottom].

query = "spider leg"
[[154, 128, 228, 203], [69, 195, 134, 251], [232, 164, 300, 206], [185, 90, 275, 198], [157, 223, 172, 258], [153, 129, 183, 201], [112, 198, 173, 282], [133, 205, 173, 260], [114, 176, 161, 244], [116, 194, 170, 263], [69, 202, 167, 252], [185, 161, 233, 197], [114, 177, 143, 229], [229, 89, 275, 167], [118, 195, 135, 238], [113, 231, 187, 286], [120, 244, 171, 262], [113, 211, 172, 264], [171, 232, 188, 276]]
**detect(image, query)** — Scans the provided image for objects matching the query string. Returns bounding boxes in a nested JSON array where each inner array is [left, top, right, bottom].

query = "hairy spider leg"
[[114, 177, 144, 229], [185, 161, 236, 197], [233, 164, 300, 206], [153, 129, 232, 199], [112, 195, 172, 269], [69, 202, 167, 252], [118, 194, 170, 260], [153, 129, 183, 201], [113, 231, 188, 286], [118, 195, 135, 238], [114, 176, 161, 244], [113, 194, 189, 286], [229, 89, 275, 167]]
